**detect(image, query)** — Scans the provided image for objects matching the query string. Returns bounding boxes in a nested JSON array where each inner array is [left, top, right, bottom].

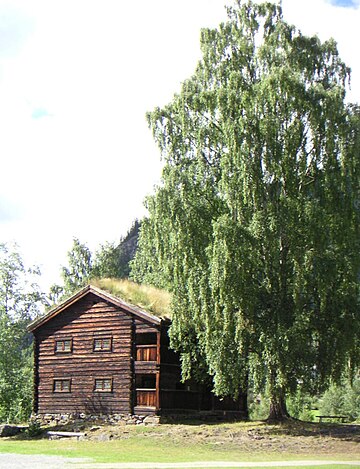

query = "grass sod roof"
[[27, 279, 172, 333], [91, 278, 172, 319]]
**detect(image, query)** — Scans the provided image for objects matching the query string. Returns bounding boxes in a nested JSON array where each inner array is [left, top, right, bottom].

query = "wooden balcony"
[[136, 345, 157, 362], [135, 389, 157, 407]]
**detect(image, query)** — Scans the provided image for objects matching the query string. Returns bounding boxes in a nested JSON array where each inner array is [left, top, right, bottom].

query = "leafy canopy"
[[0, 243, 45, 422], [132, 0, 360, 415]]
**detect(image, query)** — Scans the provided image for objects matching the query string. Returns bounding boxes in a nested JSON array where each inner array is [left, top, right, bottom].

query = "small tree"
[[0, 243, 45, 421], [61, 238, 92, 294], [132, 1, 360, 420], [318, 377, 360, 421], [49, 238, 93, 302]]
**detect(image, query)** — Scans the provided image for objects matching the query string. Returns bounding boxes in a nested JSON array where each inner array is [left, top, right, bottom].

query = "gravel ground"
[[0, 453, 89, 468], [0, 455, 359, 469]]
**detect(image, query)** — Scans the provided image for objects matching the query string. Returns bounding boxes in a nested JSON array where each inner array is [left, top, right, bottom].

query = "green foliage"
[[48, 238, 92, 303], [94, 220, 140, 279], [318, 377, 360, 422], [132, 0, 360, 418], [286, 391, 316, 422], [131, 216, 169, 289], [92, 241, 122, 279], [248, 393, 270, 421], [50, 221, 141, 305], [61, 237, 92, 295], [249, 388, 316, 422], [27, 419, 42, 437], [0, 243, 45, 422]]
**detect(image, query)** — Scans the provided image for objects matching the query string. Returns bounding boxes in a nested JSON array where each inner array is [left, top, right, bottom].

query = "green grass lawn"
[[0, 421, 358, 467], [0, 437, 357, 465]]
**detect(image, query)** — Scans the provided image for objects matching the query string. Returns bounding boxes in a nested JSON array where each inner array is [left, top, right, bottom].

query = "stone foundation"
[[31, 413, 159, 427]]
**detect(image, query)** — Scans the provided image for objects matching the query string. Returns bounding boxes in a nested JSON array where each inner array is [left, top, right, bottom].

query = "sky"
[[0, 0, 359, 290]]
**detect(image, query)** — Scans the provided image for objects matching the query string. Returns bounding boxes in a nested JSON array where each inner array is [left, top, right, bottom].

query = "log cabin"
[[27, 285, 247, 418]]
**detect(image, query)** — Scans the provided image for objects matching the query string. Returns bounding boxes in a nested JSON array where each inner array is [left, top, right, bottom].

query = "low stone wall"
[[31, 413, 159, 427]]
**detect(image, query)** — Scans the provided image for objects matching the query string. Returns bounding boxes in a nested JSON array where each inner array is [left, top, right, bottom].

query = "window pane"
[[94, 339, 102, 351], [94, 378, 112, 392], [102, 339, 111, 349], [94, 337, 111, 351], [54, 379, 70, 392], [55, 339, 72, 353], [63, 340, 71, 352], [54, 381, 61, 392], [62, 380, 70, 392]]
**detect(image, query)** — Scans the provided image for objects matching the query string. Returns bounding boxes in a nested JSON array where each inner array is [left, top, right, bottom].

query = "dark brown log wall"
[[34, 293, 133, 415]]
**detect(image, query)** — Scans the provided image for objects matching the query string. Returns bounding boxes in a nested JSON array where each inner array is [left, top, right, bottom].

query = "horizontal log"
[[38, 384, 132, 392], [38, 359, 131, 366], [38, 378, 132, 386], [38, 353, 131, 362], [39, 340, 132, 349], [37, 398, 131, 405], [41, 330, 132, 340], [38, 350, 132, 358], [38, 388, 131, 394], [134, 364, 158, 374], [135, 325, 158, 333], [38, 370, 132, 376], [42, 319, 130, 330], [40, 319, 132, 333], [48, 431, 85, 438], [38, 367, 131, 375], [38, 401, 131, 408], [38, 352, 131, 360], [37, 399, 130, 406], [40, 327, 132, 337]]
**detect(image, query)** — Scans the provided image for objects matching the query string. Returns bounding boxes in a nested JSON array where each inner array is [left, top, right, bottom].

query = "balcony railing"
[[136, 345, 157, 361], [136, 389, 156, 407]]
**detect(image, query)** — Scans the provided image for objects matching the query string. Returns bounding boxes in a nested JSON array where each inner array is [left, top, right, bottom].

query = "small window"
[[55, 339, 72, 353], [94, 378, 112, 392], [53, 379, 71, 393], [94, 337, 112, 352]]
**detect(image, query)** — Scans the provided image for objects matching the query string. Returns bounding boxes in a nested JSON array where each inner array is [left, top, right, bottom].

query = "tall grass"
[[92, 278, 172, 318]]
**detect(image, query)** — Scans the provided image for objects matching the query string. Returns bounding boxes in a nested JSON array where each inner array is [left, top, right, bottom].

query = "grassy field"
[[0, 420, 358, 467]]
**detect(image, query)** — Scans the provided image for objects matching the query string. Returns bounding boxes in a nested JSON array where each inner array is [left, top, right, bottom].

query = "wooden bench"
[[316, 415, 347, 423], [47, 431, 86, 440]]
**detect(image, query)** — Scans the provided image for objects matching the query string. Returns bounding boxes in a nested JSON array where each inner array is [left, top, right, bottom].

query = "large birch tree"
[[132, 1, 360, 419]]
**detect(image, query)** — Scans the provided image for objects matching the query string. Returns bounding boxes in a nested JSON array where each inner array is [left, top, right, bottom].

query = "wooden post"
[[33, 335, 39, 414], [155, 330, 161, 411]]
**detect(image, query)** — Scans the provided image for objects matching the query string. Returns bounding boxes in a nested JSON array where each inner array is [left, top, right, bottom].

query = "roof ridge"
[[27, 284, 162, 332]]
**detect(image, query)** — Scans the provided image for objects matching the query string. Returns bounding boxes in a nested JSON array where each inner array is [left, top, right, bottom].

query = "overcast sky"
[[0, 0, 359, 289]]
